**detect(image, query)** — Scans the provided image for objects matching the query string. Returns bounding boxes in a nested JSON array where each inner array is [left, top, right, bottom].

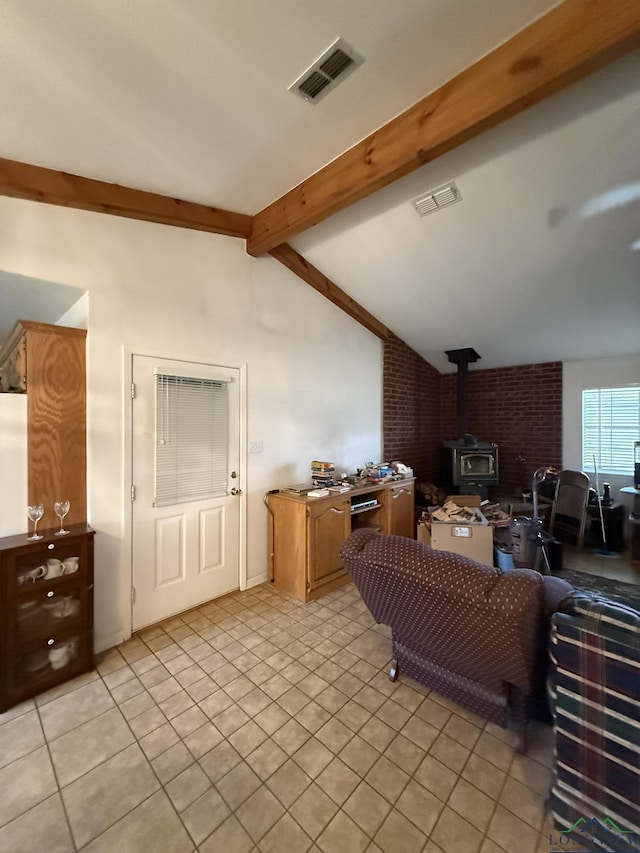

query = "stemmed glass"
[[54, 500, 71, 536], [27, 504, 44, 540]]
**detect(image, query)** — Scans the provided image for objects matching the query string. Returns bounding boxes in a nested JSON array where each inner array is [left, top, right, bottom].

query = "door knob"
[[231, 487, 242, 496]]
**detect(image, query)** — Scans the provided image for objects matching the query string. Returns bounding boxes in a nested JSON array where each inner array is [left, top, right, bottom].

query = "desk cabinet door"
[[388, 482, 415, 538], [307, 499, 350, 592]]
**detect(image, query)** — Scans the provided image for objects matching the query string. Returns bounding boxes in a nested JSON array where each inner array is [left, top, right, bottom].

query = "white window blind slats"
[[582, 386, 640, 475], [155, 374, 229, 507]]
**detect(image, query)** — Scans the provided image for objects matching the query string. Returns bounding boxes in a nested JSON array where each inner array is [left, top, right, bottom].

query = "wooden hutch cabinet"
[[0, 320, 90, 709], [0, 320, 87, 531], [267, 479, 414, 602], [0, 524, 95, 712]]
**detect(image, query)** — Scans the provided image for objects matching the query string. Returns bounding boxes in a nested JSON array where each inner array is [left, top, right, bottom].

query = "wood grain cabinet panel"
[[0, 320, 87, 530], [308, 499, 351, 593], [385, 482, 416, 538]]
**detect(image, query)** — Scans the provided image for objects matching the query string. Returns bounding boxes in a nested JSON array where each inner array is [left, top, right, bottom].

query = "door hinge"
[[131, 485, 136, 501], [131, 587, 136, 604], [131, 382, 136, 399]]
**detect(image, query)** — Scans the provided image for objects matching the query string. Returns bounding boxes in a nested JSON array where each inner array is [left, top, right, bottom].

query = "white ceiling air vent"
[[412, 182, 462, 217], [289, 37, 365, 104]]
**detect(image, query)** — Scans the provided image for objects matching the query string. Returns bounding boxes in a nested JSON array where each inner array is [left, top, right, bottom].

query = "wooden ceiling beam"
[[269, 244, 388, 340], [247, 0, 640, 257], [0, 158, 385, 338], [0, 157, 252, 239]]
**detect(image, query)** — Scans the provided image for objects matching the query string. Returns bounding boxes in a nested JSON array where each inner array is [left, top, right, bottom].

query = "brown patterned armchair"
[[341, 529, 572, 747]]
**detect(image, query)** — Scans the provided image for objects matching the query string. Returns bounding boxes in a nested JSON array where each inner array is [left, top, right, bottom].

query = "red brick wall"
[[440, 361, 563, 496], [383, 333, 441, 481], [383, 341, 563, 495]]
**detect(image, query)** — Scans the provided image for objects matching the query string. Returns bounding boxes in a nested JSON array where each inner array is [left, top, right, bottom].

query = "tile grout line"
[[112, 640, 228, 850], [134, 609, 316, 849], [35, 641, 203, 849], [186, 594, 445, 847], [167, 590, 376, 848], [34, 693, 80, 852], [0, 582, 558, 852], [96, 663, 204, 852], [166, 593, 384, 848], [90, 636, 243, 849]]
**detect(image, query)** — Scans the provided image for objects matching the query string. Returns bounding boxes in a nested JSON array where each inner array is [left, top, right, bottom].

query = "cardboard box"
[[417, 521, 431, 547], [417, 495, 494, 566]]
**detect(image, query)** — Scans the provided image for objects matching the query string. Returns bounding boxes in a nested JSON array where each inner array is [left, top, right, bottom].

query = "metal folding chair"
[[549, 470, 590, 550]]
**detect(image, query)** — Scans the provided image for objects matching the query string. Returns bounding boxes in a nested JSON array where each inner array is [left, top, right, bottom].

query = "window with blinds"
[[155, 373, 229, 506], [582, 386, 640, 475]]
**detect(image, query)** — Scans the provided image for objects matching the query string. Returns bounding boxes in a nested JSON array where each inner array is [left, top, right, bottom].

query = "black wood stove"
[[442, 347, 498, 500]]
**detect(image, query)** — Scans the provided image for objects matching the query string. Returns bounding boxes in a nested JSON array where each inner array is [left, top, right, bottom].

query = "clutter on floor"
[[417, 495, 494, 565]]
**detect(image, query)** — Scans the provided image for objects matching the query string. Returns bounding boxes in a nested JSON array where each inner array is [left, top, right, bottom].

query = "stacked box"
[[417, 495, 493, 566]]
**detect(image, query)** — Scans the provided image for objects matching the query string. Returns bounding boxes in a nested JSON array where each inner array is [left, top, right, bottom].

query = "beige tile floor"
[[0, 581, 567, 853], [563, 541, 640, 584]]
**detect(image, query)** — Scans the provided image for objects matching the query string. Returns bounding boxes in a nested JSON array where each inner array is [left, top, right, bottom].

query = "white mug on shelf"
[[62, 557, 79, 574], [20, 565, 46, 584], [45, 559, 64, 579], [53, 596, 78, 619], [48, 640, 76, 670]]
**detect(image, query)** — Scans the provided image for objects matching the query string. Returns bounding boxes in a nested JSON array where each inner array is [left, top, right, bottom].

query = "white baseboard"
[[94, 630, 129, 654], [245, 573, 268, 590]]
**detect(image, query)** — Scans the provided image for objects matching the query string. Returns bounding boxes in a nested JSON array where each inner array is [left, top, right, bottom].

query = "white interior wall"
[[55, 291, 89, 330], [563, 354, 640, 516], [0, 196, 382, 652], [0, 394, 27, 537]]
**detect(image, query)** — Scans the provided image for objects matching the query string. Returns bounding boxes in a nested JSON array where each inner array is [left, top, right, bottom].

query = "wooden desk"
[[266, 479, 414, 602]]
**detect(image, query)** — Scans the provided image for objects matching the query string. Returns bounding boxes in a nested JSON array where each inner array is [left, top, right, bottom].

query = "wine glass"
[[27, 504, 44, 540], [54, 500, 71, 536]]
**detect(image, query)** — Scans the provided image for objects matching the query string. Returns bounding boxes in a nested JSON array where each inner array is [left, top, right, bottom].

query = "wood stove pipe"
[[445, 347, 480, 441]]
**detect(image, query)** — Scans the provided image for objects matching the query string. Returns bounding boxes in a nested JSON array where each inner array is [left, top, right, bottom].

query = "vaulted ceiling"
[[1, 0, 639, 372]]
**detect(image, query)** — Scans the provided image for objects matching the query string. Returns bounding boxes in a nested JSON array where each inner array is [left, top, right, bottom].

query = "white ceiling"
[[1, 0, 638, 372], [293, 52, 640, 372]]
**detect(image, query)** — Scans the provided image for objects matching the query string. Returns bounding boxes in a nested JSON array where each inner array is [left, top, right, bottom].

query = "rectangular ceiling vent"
[[412, 182, 462, 217], [289, 37, 365, 104]]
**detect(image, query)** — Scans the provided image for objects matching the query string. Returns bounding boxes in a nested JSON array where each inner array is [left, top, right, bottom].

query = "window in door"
[[154, 372, 229, 507]]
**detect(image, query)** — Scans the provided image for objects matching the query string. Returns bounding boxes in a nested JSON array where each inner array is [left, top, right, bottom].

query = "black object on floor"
[[584, 502, 626, 551], [545, 539, 563, 573]]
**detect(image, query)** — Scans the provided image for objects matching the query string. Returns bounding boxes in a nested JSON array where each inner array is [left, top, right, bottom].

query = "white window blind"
[[582, 386, 640, 475], [155, 373, 229, 506]]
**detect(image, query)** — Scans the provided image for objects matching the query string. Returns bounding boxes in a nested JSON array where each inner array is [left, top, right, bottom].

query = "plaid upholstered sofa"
[[340, 529, 572, 747], [548, 593, 640, 852]]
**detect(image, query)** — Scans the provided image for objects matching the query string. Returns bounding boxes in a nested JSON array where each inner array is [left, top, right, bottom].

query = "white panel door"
[[131, 355, 241, 630]]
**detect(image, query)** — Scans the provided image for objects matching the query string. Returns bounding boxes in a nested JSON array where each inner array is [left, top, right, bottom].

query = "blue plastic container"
[[494, 546, 514, 571]]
